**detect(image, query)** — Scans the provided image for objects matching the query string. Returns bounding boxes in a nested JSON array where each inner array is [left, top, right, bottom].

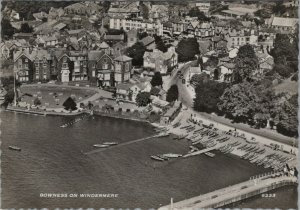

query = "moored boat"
[[93, 144, 110, 148], [102, 142, 118, 145], [163, 153, 182, 158], [151, 155, 164, 161], [9, 146, 21, 151], [204, 152, 215, 157]]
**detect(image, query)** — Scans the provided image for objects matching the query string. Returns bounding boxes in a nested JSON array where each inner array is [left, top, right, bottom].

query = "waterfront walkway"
[[159, 175, 297, 210], [84, 133, 162, 155]]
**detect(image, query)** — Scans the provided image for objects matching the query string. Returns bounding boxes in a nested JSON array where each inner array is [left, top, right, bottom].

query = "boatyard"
[[151, 113, 298, 173]]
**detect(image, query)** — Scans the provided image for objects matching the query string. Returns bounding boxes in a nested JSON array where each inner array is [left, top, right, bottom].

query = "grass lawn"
[[19, 86, 97, 108], [273, 78, 298, 95]]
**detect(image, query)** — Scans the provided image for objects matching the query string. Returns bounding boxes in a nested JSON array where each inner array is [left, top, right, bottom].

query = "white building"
[[195, 2, 211, 15], [109, 18, 163, 36]]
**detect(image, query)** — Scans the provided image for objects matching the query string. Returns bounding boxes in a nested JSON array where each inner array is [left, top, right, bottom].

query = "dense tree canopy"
[[102, 1, 111, 13], [188, 7, 210, 21], [63, 97, 77, 111], [166, 84, 179, 102], [271, 34, 298, 73], [136, 92, 151, 107], [125, 42, 146, 66], [233, 44, 258, 83], [194, 80, 228, 114], [275, 94, 298, 137], [1, 18, 15, 39], [139, 2, 149, 19], [20, 23, 33, 33], [190, 73, 210, 86], [218, 81, 284, 128], [176, 38, 200, 62], [34, 98, 42, 106], [154, 35, 168, 53], [150, 72, 163, 87]]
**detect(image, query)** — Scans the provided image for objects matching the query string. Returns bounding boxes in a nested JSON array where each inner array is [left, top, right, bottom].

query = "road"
[[170, 61, 298, 148], [170, 61, 196, 108]]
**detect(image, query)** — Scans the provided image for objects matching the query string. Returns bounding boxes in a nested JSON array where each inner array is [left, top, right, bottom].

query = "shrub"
[[63, 97, 77, 111], [34, 98, 41, 106]]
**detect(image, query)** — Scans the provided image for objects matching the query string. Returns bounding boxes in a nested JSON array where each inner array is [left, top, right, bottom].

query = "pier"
[[158, 174, 297, 210], [84, 133, 163, 155], [183, 146, 219, 158]]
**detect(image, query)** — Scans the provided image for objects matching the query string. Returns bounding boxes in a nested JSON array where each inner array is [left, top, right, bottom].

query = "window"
[[92, 63, 95, 68], [43, 62, 47, 67], [63, 63, 68, 68], [25, 64, 28, 68], [18, 59, 22, 68], [25, 58, 28, 62], [63, 57, 67, 62], [92, 70, 95, 77], [36, 75, 39, 80], [35, 62, 39, 67], [102, 58, 108, 69]]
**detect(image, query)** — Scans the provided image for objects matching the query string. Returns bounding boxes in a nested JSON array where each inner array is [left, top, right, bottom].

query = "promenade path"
[[159, 175, 297, 210]]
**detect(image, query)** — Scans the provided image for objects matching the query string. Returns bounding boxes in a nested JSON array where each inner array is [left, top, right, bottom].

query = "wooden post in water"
[[170, 197, 173, 210]]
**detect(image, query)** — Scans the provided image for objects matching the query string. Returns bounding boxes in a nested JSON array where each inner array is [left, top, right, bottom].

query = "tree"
[[34, 98, 41, 106], [102, 1, 111, 13], [188, 7, 210, 21], [150, 72, 163, 87], [125, 42, 146, 66], [272, 1, 286, 16], [19, 23, 33, 33], [176, 38, 200, 62], [3, 90, 15, 106], [138, 32, 148, 40], [194, 80, 228, 114], [273, 64, 294, 78], [275, 94, 298, 137], [63, 97, 77, 111], [154, 35, 168, 52], [233, 44, 258, 83], [1, 18, 15, 39], [136, 92, 151, 107], [218, 81, 280, 128], [271, 34, 298, 67], [166, 84, 179, 102], [150, 87, 160, 96], [190, 73, 210, 85], [140, 2, 149, 19], [41, 17, 47, 22]]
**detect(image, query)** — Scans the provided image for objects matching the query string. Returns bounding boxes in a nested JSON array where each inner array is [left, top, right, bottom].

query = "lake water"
[[1, 111, 297, 209]]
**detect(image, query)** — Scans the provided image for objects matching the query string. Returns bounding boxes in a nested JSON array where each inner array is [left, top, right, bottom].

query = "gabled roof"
[[141, 36, 155, 46], [116, 83, 134, 90], [99, 42, 110, 49], [218, 62, 235, 69], [67, 29, 84, 35], [104, 34, 124, 40], [88, 50, 105, 60], [114, 55, 132, 62], [54, 23, 67, 30]]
